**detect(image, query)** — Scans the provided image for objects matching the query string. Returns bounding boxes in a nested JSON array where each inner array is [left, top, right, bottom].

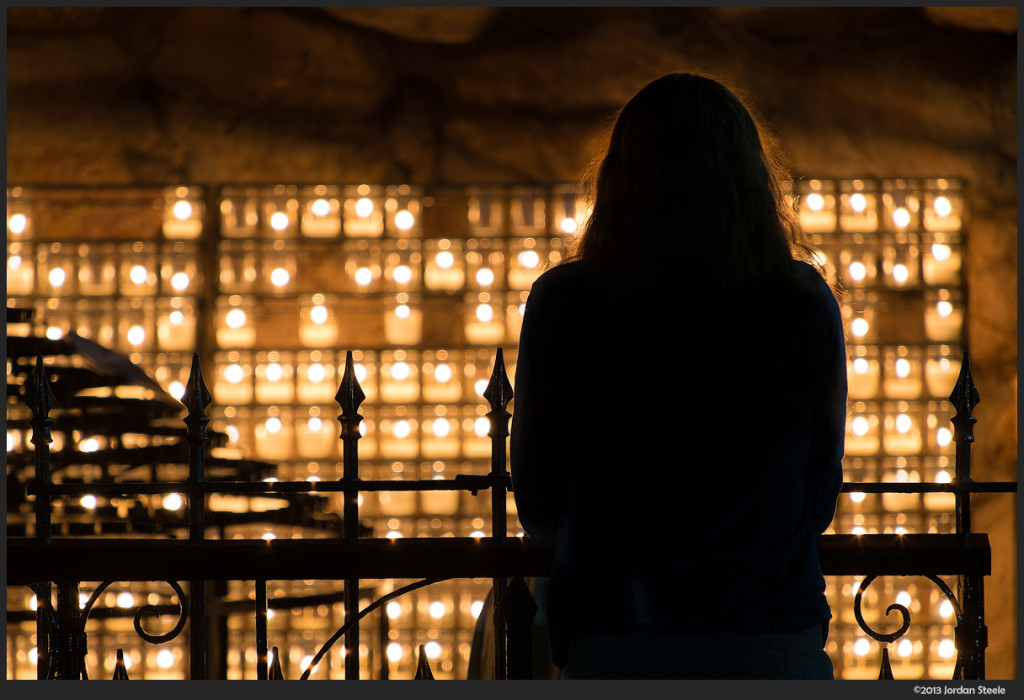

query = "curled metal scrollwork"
[[854, 575, 911, 644], [853, 574, 966, 680], [83, 580, 189, 644], [133, 581, 189, 644]]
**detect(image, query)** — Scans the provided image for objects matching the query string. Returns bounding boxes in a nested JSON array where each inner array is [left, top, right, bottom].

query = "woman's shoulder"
[[529, 259, 594, 297]]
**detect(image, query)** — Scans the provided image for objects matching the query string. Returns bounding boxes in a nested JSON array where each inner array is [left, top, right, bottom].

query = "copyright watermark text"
[[912, 686, 1006, 695]]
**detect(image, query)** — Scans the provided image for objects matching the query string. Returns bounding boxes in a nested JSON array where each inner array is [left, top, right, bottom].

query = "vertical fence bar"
[[337, 351, 365, 680], [949, 352, 986, 679], [484, 348, 514, 678], [27, 356, 57, 680], [500, 576, 538, 679], [28, 355, 55, 544], [256, 580, 269, 680], [183, 352, 212, 679]]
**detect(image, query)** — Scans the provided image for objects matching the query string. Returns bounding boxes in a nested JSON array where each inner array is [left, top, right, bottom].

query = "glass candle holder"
[[7, 189, 33, 240], [922, 456, 956, 512], [422, 350, 462, 403], [838, 232, 878, 288], [73, 299, 116, 348], [842, 291, 878, 344], [38, 243, 75, 297], [350, 350, 379, 404], [343, 185, 385, 238], [467, 186, 505, 236], [505, 291, 529, 343], [882, 179, 921, 232], [40, 299, 73, 341], [385, 185, 422, 238], [925, 345, 961, 398], [846, 401, 881, 456], [300, 185, 342, 238], [116, 298, 156, 354], [218, 240, 258, 293], [76, 243, 118, 295], [921, 231, 962, 286], [378, 406, 419, 459], [509, 187, 546, 236], [214, 352, 254, 405], [220, 187, 260, 238], [216, 296, 257, 348], [296, 351, 338, 404], [261, 185, 299, 238], [162, 186, 204, 240], [881, 456, 922, 515], [424, 239, 465, 292], [797, 179, 836, 233], [383, 240, 423, 291], [253, 407, 294, 461], [152, 354, 192, 403], [384, 293, 423, 346], [882, 402, 923, 456], [254, 352, 295, 404], [261, 240, 297, 295], [926, 400, 955, 454], [883, 345, 924, 399], [421, 407, 461, 459], [923, 179, 963, 232], [461, 405, 492, 458], [880, 231, 920, 288], [160, 242, 199, 296], [379, 350, 420, 403], [120, 242, 159, 296], [507, 238, 547, 290], [156, 297, 197, 352], [847, 345, 881, 399], [299, 294, 339, 348], [7, 241, 35, 296], [464, 293, 505, 346], [344, 240, 383, 293], [839, 179, 879, 233], [924, 289, 964, 342], [296, 407, 336, 460], [550, 184, 590, 239], [465, 239, 504, 291]]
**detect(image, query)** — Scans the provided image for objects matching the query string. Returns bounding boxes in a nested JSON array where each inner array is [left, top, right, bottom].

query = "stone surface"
[[6, 6, 1017, 678]]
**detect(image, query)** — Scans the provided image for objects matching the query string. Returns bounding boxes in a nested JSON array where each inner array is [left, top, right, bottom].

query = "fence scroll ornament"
[[9, 345, 1016, 680]]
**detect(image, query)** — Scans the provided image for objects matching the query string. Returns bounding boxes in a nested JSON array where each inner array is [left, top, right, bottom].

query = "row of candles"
[[7, 184, 591, 242], [792, 178, 963, 235], [17, 287, 964, 354], [7, 179, 961, 244], [8, 237, 568, 298]]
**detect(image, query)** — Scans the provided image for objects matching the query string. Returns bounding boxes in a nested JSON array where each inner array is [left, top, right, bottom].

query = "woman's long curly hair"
[[568, 72, 815, 294]]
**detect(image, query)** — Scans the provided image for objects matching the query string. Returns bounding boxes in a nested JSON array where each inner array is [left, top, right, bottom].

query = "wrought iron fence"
[[6, 347, 1016, 679]]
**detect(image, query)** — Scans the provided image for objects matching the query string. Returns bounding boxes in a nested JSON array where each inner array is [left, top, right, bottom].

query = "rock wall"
[[6, 6, 1017, 678]]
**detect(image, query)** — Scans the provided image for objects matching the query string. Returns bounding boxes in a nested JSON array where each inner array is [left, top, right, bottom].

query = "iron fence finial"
[[182, 352, 212, 441]]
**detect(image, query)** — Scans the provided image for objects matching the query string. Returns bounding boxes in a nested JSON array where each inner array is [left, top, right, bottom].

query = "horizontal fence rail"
[[6, 347, 1017, 680]]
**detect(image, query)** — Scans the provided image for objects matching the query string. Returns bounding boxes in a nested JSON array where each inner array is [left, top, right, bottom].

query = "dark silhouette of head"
[[571, 72, 811, 293]]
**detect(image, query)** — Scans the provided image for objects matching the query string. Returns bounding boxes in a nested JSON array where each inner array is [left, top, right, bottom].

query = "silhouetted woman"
[[510, 73, 847, 679]]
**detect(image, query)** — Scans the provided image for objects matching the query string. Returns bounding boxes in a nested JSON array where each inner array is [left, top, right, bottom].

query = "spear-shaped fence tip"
[[483, 348, 514, 411], [336, 350, 366, 417], [269, 646, 285, 680], [949, 351, 981, 416], [182, 352, 212, 440], [414, 644, 435, 680], [878, 646, 895, 680], [26, 354, 57, 417], [182, 352, 213, 414], [112, 649, 130, 680]]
